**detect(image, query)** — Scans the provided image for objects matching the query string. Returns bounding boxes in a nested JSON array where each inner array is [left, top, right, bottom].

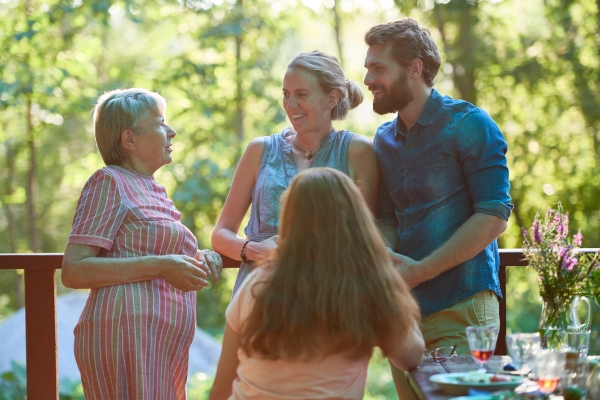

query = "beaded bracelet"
[[240, 240, 251, 263]]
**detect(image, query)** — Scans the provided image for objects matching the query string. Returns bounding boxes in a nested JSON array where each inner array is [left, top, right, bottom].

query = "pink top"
[[226, 268, 370, 400], [68, 165, 198, 400]]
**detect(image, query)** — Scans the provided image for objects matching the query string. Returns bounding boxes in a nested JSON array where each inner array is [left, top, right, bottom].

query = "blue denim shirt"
[[374, 89, 513, 317]]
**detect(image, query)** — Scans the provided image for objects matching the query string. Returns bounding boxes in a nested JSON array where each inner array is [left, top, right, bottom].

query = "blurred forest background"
[[1, 0, 599, 397]]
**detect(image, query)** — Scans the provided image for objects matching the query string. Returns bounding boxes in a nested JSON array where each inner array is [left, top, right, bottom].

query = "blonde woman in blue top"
[[212, 50, 379, 294]]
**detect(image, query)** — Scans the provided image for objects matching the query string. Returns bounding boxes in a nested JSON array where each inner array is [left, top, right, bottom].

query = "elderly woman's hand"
[[159, 254, 211, 292], [197, 250, 223, 284]]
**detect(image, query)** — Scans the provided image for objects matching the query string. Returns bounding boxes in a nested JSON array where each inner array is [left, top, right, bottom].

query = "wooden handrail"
[[1, 249, 598, 398]]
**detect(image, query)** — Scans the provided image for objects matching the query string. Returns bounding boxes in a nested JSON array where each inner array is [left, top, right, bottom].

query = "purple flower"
[[531, 220, 542, 243], [573, 232, 583, 247], [557, 246, 569, 259], [561, 255, 578, 271], [562, 213, 569, 229], [556, 221, 566, 240], [553, 212, 569, 240]]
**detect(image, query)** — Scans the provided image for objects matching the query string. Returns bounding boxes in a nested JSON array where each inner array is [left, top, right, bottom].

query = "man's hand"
[[386, 247, 429, 288]]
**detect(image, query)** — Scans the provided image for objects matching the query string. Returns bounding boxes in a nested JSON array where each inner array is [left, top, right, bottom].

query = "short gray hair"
[[93, 88, 166, 166], [288, 50, 363, 120]]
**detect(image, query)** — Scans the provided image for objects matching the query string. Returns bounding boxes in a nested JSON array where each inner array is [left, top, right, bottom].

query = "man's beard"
[[371, 73, 414, 115]]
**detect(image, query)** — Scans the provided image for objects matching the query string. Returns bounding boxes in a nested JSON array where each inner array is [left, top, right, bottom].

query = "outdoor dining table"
[[409, 355, 521, 400]]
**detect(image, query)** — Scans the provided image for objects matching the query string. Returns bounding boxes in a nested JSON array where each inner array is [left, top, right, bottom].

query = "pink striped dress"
[[68, 165, 198, 400]]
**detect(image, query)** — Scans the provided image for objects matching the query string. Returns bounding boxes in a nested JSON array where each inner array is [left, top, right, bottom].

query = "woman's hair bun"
[[345, 80, 364, 110]]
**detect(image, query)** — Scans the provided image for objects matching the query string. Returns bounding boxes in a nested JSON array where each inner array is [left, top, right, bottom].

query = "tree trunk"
[[3, 137, 24, 307], [235, 33, 244, 159], [453, 1, 478, 104], [433, 1, 479, 104], [233, 0, 245, 159], [26, 96, 38, 253], [331, 0, 344, 68]]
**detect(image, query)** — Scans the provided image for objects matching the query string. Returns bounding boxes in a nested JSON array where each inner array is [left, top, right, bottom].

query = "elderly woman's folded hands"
[[158, 250, 223, 292], [197, 250, 223, 283]]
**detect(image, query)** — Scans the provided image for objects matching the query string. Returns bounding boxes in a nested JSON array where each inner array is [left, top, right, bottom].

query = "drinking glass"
[[506, 332, 541, 375], [532, 349, 566, 395], [466, 325, 499, 371], [562, 359, 590, 399], [562, 330, 591, 359], [586, 361, 600, 399]]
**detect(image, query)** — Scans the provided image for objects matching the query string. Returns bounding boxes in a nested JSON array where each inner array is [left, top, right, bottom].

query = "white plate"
[[429, 372, 525, 396]]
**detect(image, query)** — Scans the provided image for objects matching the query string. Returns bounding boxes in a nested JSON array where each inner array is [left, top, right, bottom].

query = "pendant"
[[305, 150, 311, 158]]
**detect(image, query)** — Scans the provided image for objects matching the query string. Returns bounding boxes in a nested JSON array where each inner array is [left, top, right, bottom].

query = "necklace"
[[291, 129, 334, 160]]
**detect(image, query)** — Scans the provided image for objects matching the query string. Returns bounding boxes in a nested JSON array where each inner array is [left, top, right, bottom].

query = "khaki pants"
[[391, 290, 500, 400]]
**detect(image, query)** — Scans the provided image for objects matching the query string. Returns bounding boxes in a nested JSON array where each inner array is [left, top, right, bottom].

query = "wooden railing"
[[0, 249, 597, 399]]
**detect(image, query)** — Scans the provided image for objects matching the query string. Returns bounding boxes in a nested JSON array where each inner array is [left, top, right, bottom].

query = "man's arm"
[[380, 224, 398, 252], [390, 213, 507, 288]]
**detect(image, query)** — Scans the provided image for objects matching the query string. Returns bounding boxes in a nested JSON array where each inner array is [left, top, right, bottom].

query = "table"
[[408, 355, 513, 400], [409, 354, 600, 399]]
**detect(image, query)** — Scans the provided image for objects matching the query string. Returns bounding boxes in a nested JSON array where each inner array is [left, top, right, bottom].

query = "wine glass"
[[532, 349, 565, 395], [506, 332, 541, 375], [466, 325, 499, 372]]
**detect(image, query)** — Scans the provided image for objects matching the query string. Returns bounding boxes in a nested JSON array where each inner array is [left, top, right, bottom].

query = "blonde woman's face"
[[282, 68, 334, 135]]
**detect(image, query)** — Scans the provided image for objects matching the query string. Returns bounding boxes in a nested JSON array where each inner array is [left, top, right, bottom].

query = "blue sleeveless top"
[[233, 129, 354, 294]]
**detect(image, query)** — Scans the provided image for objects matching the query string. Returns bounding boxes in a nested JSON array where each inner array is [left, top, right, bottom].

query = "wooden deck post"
[[496, 265, 507, 355], [24, 268, 59, 399]]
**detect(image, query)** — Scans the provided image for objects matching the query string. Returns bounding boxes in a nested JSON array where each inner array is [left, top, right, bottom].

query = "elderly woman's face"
[[132, 111, 177, 173]]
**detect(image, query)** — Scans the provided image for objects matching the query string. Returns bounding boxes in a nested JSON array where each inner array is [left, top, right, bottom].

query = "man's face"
[[364, 44, 414, 115]]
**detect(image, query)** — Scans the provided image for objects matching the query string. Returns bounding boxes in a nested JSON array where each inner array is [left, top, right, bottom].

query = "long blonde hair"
[[241, 168, 420, 361]]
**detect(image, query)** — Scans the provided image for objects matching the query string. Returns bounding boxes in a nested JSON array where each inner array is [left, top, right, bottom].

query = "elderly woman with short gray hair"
[[62, 88, 221, 400]]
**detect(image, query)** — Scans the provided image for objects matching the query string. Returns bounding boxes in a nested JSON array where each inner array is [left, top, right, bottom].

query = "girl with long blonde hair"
[[210, 167, 424, 400]]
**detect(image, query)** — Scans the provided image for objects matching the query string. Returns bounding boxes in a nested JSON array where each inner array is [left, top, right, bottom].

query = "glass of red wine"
[[531, 349, 565, 395], [466, 325, 499, 372]]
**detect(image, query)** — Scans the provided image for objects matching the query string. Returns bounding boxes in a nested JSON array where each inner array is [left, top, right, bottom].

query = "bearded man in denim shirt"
[[363, 18, 513, 399]]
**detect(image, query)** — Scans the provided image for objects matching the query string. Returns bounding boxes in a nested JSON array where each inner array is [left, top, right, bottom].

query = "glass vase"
[[538, 296, 591, 349]]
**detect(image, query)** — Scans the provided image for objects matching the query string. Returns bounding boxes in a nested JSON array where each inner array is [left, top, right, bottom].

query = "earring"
[[329, 106, 333, 109]]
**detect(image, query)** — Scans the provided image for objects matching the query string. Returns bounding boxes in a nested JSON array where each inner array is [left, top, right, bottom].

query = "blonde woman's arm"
[[348, 134, 379, 215], [211, 138, 278, 263], [209, 324, 241, 400]]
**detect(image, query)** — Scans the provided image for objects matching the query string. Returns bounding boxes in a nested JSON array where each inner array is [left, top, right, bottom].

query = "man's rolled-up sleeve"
[[457, 109, 513, 221]]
